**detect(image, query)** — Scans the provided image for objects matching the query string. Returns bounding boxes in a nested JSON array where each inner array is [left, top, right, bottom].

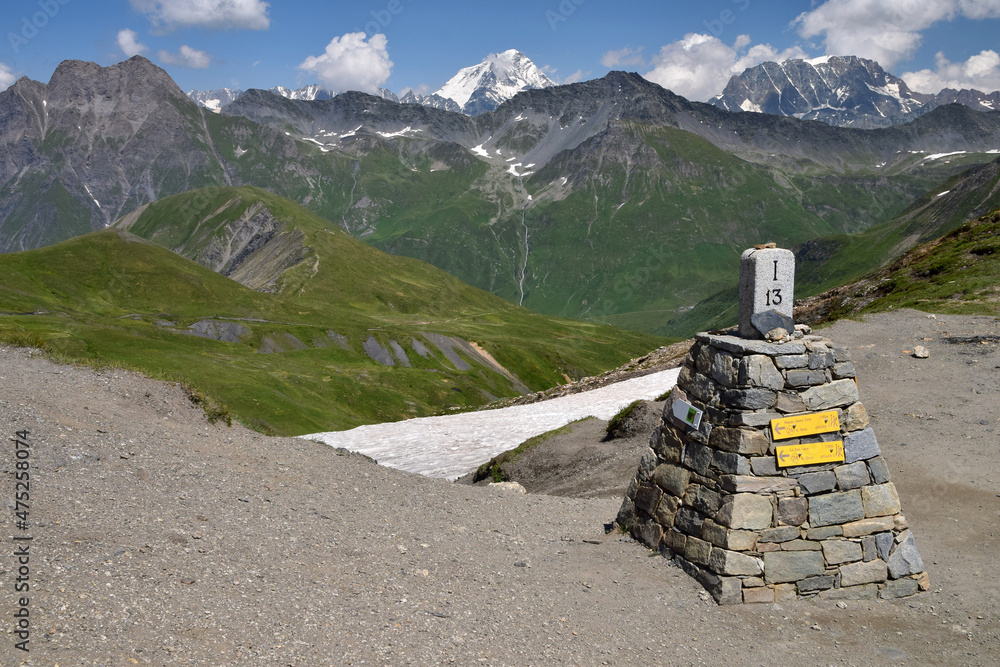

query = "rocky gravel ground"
[[1, 309, 998, 665]]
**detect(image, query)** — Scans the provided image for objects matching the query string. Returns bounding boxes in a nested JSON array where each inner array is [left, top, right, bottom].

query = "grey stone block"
[[809, 490, 865, 527], [867, 456, 891, 484], [759, 525, 800, 543], [637, 448, 657, 482], [739, 355, 785, 390], [699, 570, 743, 605], [683, 370, 717, 404], [880, 578, 920, 599], [654, 494, 680, 529], [684, 486, 723, 516], [711, 350, 738, 387], [797, 575, 836, 593], [862, 483, 901, 518], [720, 475, 797, 494], [685, 536, 713, 566], [832, 361, 856, 379], [779, 539, 822, 551], [839, 559, 888, 586], [683, 442, 714, 476], [843, 402, 870, 431], [797, 471, 837, 495], [722, 388, 777, 410], [634, 483, 663, 516], [712, 450, 751, 475], [674, 507, 707, 536], [806, 525, 843, 540], [777, 497, 808, 526], [697, 333, 806, 357], [751, 456, 779, 476], [785, 369, 828, 387], [831, 343, 851, 363], [730, 411, 781, 428], [701, 519, 759, 551], [710, 427, 770, 455], [822, 539, 863, 565], [862, 536, 877, 562], [635, 519, 664, 550], [709, 547, 764, 576], [716, 493, 773, 530], [775, 354, 809, 369], [876, 532, 895, 560], [834, 461, 871, 490], [844, 427, 881, 463], [775, 391, 807, 413], [801, 379, 860, 410], [842, 516, 895, 537], [809, 349, 836, 370], [653, 464, 690, 498], [616, 497, 636, 529], [888, 532, 924, 578], [763, 551, 827, 584], [738, 247, 795, 339]]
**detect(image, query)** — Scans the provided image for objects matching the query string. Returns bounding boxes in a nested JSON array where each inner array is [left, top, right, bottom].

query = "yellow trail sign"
[[776, 441, 845, 468], [770, 411, 840, 440]]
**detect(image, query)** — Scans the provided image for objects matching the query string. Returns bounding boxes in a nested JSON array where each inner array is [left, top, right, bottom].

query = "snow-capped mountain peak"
[[434, 49, 555, 115]]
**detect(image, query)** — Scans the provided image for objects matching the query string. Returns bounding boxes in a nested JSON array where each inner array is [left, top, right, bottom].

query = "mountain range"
[[4, 55, 1000, 339], [710, 55, 1000, 129], [191, 51, 1000, 132], [188, 49, 554, 116]]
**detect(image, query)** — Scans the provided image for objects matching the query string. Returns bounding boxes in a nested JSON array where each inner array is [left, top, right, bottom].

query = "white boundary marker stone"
[[738, 247, 795, 338]]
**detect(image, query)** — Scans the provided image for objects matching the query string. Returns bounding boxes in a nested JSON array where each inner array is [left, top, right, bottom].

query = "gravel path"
[[1, 310, 998, 665], [301, 369, 680, 480]]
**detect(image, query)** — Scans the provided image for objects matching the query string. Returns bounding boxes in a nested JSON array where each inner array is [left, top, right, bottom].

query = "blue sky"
[[4, 0, 1000, 100]]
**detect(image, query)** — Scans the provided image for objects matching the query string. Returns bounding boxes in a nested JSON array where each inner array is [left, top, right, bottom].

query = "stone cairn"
[[616, 246, 928, 604]]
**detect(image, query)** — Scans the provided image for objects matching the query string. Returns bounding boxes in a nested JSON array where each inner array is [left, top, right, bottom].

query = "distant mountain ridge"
[[6, 56, 1000, 336], [187, 49, 553, 116], [711, 55, 1000, 129]]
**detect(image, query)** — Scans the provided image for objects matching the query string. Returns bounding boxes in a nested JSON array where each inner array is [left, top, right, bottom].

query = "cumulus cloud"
[[794, 0, 1000, 69], [562, 69, 586, 84], [130, 0, 269, 31], [0, 63, 16, 91], [601, 47, 645, 69], [643, 33, 807, 102], [158, 45, 212, 68], [299, 33, 393, 94], [903, 49, 1000, 93], [117, 29, 148, 57]]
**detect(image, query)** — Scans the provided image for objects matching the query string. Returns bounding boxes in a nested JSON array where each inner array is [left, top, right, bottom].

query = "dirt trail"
[[0, 309, 997, 665]]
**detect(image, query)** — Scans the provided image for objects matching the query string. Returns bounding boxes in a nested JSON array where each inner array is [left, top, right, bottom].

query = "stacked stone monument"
[[616, 246, 928, 604]]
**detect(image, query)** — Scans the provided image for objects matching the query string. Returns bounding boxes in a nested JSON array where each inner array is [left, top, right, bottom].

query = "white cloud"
[[602, 47, 645, 69], [0, 63, 16, 91], [562, 69, 586, 84], [130, 0, 269, 31], [903, 49, 1000, 93], [117, 29, 148, 57], [158, 45, 212, 68], [794, 0, 1000, 69], [643, 33, 807, 102], [299, 33, 393, 94]]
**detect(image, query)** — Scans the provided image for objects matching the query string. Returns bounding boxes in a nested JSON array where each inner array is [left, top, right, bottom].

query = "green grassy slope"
[[1, 188, 666, 435], [797, 207, 1000, 323]]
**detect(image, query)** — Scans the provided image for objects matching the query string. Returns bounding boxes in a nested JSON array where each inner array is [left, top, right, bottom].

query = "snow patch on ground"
[[302, 368, 680, 480], [471, 143, 490, 157]]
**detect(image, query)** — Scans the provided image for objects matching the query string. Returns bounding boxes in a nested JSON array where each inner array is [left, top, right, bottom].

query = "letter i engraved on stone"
[[738, 246, 795, 339]]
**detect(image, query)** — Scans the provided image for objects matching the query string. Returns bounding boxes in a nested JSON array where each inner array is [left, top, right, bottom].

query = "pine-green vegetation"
[[0, 187, 666, 435]]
